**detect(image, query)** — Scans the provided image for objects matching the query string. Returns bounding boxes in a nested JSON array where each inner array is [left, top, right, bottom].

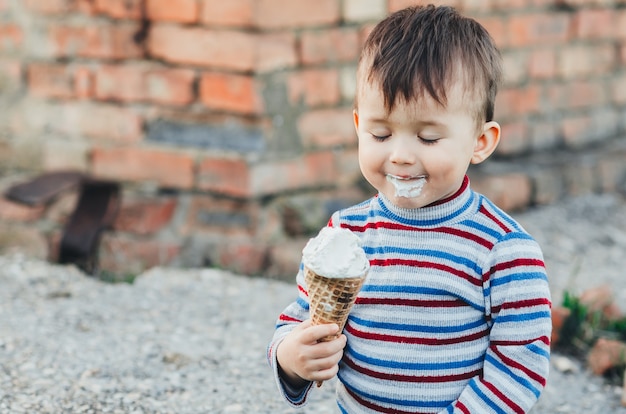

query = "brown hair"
[[357, 5, 502, 123]]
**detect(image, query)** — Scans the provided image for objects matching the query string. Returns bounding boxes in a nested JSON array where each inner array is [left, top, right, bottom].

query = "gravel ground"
[[1, 192, 626, 413]]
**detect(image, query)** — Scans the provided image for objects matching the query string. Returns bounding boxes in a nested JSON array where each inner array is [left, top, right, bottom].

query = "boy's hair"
[[357, 5, 502, 124]]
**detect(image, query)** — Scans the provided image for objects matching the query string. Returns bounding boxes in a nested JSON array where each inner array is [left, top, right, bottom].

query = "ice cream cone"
[[304, 266, 367, 341], [304, 266, 367, 387]]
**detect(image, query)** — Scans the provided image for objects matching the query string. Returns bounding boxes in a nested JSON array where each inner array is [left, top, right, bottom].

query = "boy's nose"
[[389, 139, 416, 165]]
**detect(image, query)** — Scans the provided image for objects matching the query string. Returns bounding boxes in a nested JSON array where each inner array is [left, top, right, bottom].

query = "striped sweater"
[[268, 177, 552, 413]]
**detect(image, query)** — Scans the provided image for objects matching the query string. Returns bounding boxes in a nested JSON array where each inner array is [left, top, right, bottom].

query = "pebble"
[[1, 192, 626, 413]]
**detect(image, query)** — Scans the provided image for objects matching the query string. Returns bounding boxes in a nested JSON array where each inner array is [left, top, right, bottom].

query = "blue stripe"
[[363, 246, 482, 274], [346, 343, 484, 371], [469, 380, 506, 414], [485, 354, 541, 397], [460, 220, 502, 239], [527, 343, 550, 360], [339, 376, 454, 408], [350, 315, 485, 334], [497, 311, 551, 323], [492, 272, 548, 287], [343, 213, 369, 222], [296, 297, 309, 310], [377, 196, 474, 227]]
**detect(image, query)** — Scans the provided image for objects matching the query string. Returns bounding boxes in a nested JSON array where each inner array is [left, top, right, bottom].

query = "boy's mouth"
[[386, 174, 428, 198]]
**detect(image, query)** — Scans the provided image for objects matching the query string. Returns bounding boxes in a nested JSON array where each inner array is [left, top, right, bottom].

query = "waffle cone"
[[304, 266, 366, 342]]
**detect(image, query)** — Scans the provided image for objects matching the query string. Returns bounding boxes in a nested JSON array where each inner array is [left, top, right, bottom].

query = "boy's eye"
[[371, 134, 391, 142], [419, 136, 440, 145]]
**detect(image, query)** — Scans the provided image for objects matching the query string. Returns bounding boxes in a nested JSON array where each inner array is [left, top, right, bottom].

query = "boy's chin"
[[385, 192, 429, 209]]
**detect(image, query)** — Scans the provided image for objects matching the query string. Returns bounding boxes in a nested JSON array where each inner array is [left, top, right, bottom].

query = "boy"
[[268, 5, 551, 413]]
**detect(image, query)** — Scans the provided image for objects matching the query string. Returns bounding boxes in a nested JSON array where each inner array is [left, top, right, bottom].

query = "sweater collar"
[[376, 176, 477, 227]]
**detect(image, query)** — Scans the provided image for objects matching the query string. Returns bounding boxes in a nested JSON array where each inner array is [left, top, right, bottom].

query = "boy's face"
[[354, 80, 492, 210]]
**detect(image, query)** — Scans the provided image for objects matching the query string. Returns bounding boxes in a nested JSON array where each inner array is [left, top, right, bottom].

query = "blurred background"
[[0, 0, 625, 280]]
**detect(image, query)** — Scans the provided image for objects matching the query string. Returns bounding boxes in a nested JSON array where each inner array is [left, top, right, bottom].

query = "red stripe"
[[369, 259, 481, 287], [499, 298, 552, 311], [344, 386, 432, 414], [490, 346, 547, 387], [278, 314, 301, 323], [455, 401, 470, 414], [492, 258, 546, 272], [479, 205, 511, 233], [343, 355, 480, 383], [491, 335, 550, 347], [345, 324, 490, 345], [356, 297, 467, 308], [484, 380, 525, 414], [298, 283, 308, 296], [341, 222, 493, 249]]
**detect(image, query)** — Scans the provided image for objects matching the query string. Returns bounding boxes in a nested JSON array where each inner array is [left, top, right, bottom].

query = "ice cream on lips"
[[386, 174, 427, 198], [302, 227, 369, 279]]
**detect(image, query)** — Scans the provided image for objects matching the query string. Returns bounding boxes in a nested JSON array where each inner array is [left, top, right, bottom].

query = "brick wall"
[[0, 0, 625, 279]]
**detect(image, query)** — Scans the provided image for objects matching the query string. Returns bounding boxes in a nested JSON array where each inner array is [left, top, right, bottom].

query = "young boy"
[[268, 5, 551, 413]]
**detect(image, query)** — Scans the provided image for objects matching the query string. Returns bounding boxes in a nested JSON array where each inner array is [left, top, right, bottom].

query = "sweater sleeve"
[[266, 263, 315, 407], [445, 232, 552, 414]]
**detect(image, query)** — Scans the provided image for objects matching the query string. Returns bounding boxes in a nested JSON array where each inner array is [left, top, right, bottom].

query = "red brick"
[[0, 197, 46, 221], [529, 48, 557, 79], [470, 173, 532, 212], [217, 239, 268, 275], [558, 44, 615, 79], [0, 59, 23, 91], [114, 197, 177, 236], [200, 0, 254, 27], [62, 103, 143, 143], [23, 0, 74, 14], [197, 156, 251, 197], [507, 13, 571, 47], [494, 85, 541, 119], [147, 0, 199, 23], [27, 63, 75, 99], [300, 28, 359, 65], [573, 8, 615, 39], [256, 32, 298, 72], [495, 121, 529, 156], [199, 72, 263, 114], [613, 74, 626, 105], [288, 69, 341, 107], [100, 234, 181, 274], [250, 151, 339, 196], [547, 80, 608, 111], [95, 64, 196, 106], [343, 0, 386, 23], [561, 115, 593, 148], [182, 195, 257, 236], [49, 23, 143, 60], [255, 0, 340, 29], [0, 24, 22, 52], [298, 108, 356, 148], [93, 0, 142, 19], [0, 0, 9, 12], [148, 25, 254, 71], [91, 147, 195, 189], [74, 66, 94, 98], [266, 239, 308, 280], [475, 16, 507, 48], [618, 10, 626, 40]]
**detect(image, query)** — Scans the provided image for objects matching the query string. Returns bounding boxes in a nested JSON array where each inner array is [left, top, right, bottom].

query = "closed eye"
[[419, 136, 440, 145], [372, 134, 391, 142]]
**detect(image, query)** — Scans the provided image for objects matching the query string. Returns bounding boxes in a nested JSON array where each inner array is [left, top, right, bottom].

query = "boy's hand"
[[276, 320, 347, 387]]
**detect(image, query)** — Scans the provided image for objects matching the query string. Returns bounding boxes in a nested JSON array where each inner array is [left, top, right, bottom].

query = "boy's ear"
[[471, 121, 500, 165], [353, 109, 359, 131]]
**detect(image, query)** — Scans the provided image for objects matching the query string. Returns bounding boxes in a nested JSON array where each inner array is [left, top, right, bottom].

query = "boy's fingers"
[[298, 321, 340, 343]]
